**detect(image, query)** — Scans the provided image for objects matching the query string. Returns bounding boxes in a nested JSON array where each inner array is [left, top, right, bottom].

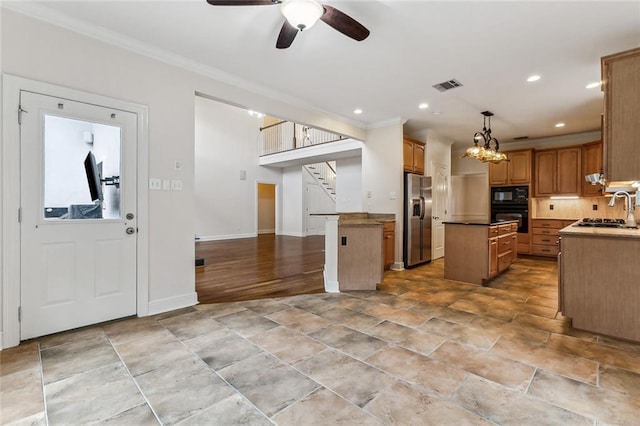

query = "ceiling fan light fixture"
[[281, 0, 324, 31]]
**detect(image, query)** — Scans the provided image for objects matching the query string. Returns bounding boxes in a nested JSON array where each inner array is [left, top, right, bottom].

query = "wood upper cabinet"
[[582, 141, 603, 196], [488, 149, 532, 185], [403, 136, 425, 174], [602, 47, 640, 182], [534, 147, 581, 196]]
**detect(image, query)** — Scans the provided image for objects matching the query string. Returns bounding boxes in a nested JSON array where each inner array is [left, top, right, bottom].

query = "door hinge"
[[18, 207, 22, 223], [18, 105, 28, 125], [18, 306, 22, 322]]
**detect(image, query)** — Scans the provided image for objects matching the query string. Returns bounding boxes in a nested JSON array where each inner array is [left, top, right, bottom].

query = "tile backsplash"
[[532, 196, 637, 220]]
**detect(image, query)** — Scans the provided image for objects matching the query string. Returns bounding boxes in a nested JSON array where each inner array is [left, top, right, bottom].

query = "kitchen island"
[[559, 223, 640, 342], [444, 220, 518, 285]]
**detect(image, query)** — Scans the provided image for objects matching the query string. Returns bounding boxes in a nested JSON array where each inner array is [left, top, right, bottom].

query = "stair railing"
[[305, 161, 337, 201], [261, 121, 346, 156]]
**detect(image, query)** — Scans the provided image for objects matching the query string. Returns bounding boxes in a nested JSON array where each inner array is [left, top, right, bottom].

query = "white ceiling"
[[5, 1, 640, 147]]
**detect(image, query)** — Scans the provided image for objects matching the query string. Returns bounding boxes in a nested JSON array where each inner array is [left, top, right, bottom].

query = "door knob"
[[126, 227, 136, 235]]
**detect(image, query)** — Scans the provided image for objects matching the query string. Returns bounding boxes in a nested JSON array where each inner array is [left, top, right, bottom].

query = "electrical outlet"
[[549, 204, 554, 210], [149, 178, 161, 190], [593, 204, 598, 210], [170, 179, 182, 191]]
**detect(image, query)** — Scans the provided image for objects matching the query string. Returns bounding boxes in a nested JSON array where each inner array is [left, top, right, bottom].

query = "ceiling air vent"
[[432, 79, 463, 92]]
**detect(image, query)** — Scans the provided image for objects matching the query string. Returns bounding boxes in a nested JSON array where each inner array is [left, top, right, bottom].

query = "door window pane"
[[43, 115, 121, 220]]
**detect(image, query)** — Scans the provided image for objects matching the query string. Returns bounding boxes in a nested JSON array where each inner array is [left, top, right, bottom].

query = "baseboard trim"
[[0, 332, 4, 351], [281, 231, 306, 237], [147, 292, 198, 316], [323, 269, 340, 293], [258, 229, 275, 235], [391, 262, 405, 271], [197, 233, 256, 242]]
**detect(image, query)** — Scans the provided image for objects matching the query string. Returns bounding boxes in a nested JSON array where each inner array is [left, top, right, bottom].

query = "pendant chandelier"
[[462, 111, 508, 163]]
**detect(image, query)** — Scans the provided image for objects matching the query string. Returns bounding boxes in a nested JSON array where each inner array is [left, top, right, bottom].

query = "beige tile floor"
[[2, 257, 640, 425]]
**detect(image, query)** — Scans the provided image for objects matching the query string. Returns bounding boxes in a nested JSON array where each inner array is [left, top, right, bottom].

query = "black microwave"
[[491, 186, 529, 205]]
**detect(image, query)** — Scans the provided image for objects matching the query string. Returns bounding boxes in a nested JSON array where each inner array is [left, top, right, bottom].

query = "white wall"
[[335, 157, 363, 212], [0, 9, 366, 338], [282, 167, 305, 236], [362, 122, 404, 266], [194, 96, 281, 240]]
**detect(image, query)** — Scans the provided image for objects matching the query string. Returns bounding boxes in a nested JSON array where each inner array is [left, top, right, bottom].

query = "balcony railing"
[[260, 121, 346, 156]]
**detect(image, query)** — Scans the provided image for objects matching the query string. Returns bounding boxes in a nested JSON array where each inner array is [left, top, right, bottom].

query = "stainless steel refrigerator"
[[404, 173, 432, 268]]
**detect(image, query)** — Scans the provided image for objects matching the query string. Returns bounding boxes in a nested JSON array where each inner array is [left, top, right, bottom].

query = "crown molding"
[[1, 2, 367, 131], [366, 117, 407, 130]]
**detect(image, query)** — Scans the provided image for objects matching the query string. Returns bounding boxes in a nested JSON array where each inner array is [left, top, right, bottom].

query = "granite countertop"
[[311, 212, 396, 224], [559, 224, 640, 239], [444, 220, 518, 226], [532, 217, 579, 221]]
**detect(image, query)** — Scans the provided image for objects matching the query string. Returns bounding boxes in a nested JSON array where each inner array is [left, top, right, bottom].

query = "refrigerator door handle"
[[419, 196, 426, 220]]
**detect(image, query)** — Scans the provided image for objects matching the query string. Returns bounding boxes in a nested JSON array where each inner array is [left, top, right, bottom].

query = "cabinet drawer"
[[532, 227, 559, 237], [488, 226, 499, 238], [498, 224, 513, 235], [511, 223, 518, 232], [498, 252, 512, 272], [498, 234, 513, 254], [531, 219, 565, 229], [382, 222, 395, 232], [532, 244, 559, 256], [532, 235, 558, 246]]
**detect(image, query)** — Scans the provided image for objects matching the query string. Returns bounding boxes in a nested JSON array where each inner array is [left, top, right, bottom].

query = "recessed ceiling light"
[[432, 111, 442, 115], [585, 81, 601, 89], [555, 122, 565, 128], [527, 75, 541, 82], [353, 108, 363, 115], [418, 103, 429, 109]]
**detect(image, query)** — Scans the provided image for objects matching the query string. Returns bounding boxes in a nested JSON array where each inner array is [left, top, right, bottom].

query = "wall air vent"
[[432, 79, 463, 92], [513, 136, 529, 140]]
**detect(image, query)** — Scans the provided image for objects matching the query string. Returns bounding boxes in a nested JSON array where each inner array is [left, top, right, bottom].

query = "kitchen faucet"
[[608, 190, 638, 228]]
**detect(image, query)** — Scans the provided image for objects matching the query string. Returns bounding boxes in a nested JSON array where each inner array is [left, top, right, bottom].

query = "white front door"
[[20, 91, 138, 340], [432, 162, 448, 259]]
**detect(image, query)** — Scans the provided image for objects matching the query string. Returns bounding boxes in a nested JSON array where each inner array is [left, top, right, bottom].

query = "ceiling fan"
[[205, 0, 370, 49]]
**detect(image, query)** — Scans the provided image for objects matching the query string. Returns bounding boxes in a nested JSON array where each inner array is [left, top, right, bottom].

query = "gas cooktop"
[[575, 218, 627, 228]]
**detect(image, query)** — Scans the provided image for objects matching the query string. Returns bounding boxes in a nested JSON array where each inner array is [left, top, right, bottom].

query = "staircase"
[[305, 161, 337, 201]]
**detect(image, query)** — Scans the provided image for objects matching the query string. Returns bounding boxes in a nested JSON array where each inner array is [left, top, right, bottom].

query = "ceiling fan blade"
[[206, 0, 279, 6], [320, 5, 369, 41], [276, 21, 298, 49]]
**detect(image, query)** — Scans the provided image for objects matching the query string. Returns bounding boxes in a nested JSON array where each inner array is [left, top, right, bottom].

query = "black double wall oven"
[[490, 185, 529, 234]]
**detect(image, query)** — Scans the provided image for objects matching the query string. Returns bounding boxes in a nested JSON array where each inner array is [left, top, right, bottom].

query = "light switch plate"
[[162, 179, 171, 191]]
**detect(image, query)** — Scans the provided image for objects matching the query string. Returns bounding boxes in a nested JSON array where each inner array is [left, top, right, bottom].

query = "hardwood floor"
[[195, 234, 326, 304]]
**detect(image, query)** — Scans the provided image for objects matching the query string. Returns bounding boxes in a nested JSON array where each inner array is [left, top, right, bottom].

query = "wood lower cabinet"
[[602, 47, 640, 182], [444, 222, 517, 285], [383, 221, 395, 269], [403, 136, 425, 174], [560, 231, 640, 342], [531, 219, 576, 257]]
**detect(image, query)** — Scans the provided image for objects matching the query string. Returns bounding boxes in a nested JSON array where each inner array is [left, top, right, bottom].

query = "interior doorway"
[[257, 183, 276, 234]]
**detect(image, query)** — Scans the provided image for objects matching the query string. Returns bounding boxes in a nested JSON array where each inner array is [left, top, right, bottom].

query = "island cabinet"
[[488, 149, 532, 185], [444, 221, 517, 285], [559, 227, 640, 342], [582, 141, 603, 197], [403, 136, 425, 174], [534, 147, 582, 197], [602, 47, 640, 182]]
